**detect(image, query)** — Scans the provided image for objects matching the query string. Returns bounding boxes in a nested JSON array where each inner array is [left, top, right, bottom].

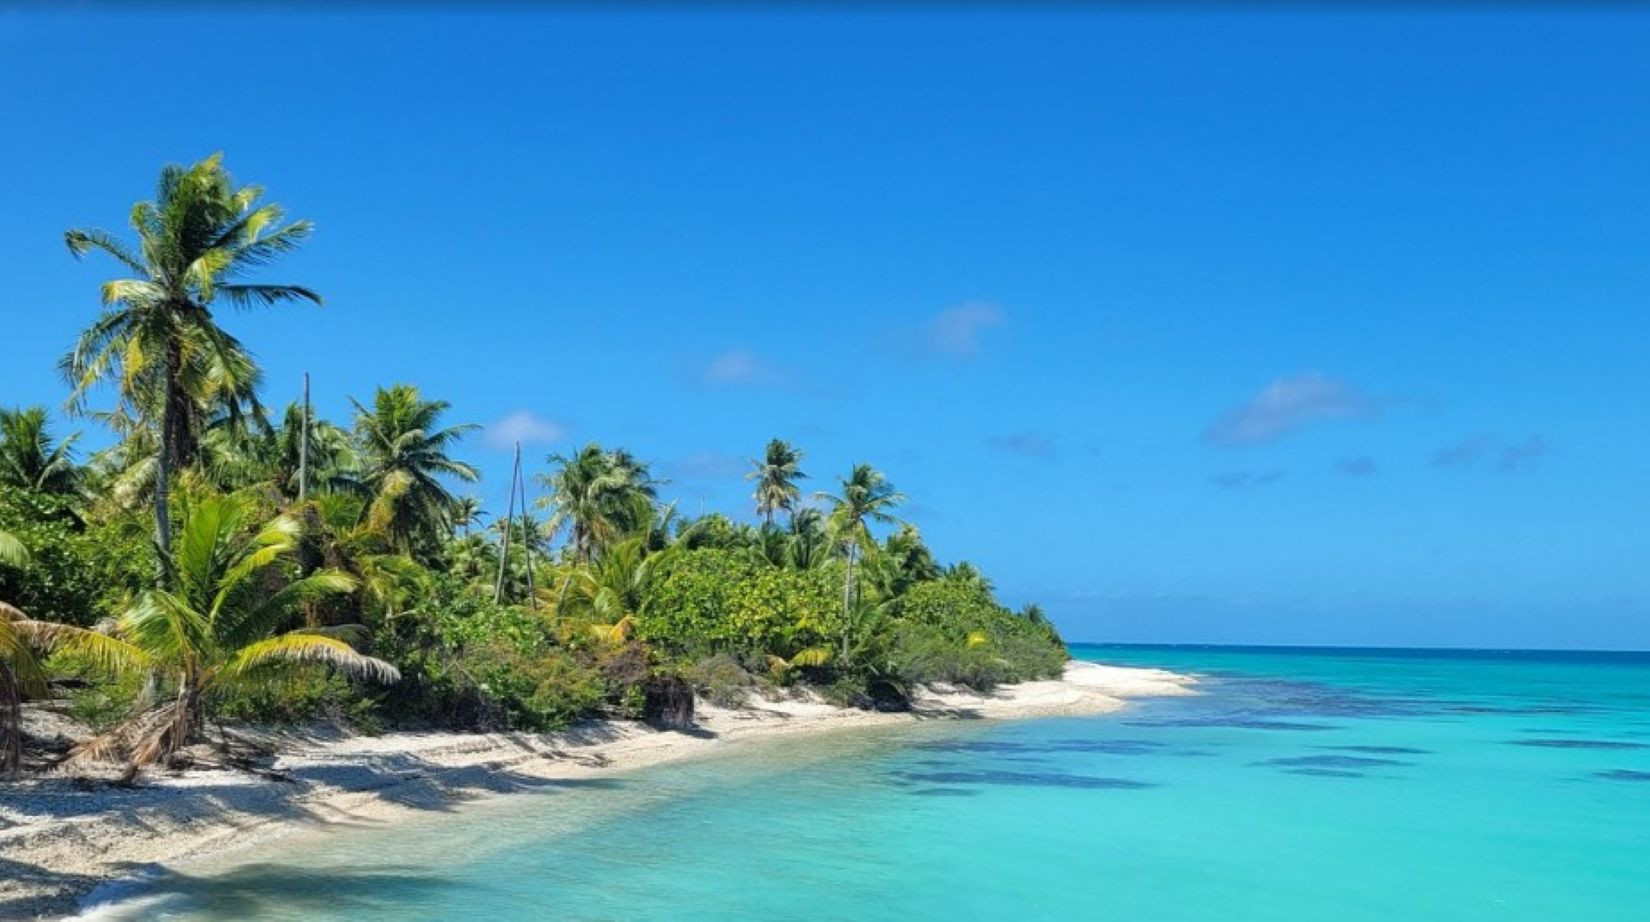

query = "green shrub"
[[373, 576, 628, 731], [639, 549, 841, 661], [886, 579, 1067, 690], [0, 490, 151, 626]]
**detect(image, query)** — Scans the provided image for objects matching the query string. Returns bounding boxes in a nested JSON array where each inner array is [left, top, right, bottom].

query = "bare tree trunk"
[[517, 449, 537, 610], [841, 542, 855, 663], [297, 372, 310, 501], [493, 443, 520, 604]]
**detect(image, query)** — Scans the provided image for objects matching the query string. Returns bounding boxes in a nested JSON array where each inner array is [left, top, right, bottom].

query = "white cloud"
[[925, 301, 1005, 357], [1432, 433, 1548, 472], [484, 410, 565, 451], [986, 431, 1057, 458], [700, 348, 789, 387], [1204, 373, 1377, 445], [1208, 469, 1285, 490], [663, 451, 747, 481]]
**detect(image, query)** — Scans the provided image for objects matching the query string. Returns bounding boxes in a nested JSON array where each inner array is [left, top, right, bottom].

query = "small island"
[[0, 155, 1193, 919]]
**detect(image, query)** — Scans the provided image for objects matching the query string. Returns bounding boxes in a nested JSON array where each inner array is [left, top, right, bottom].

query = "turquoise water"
[[89, 645, 1650, 920]]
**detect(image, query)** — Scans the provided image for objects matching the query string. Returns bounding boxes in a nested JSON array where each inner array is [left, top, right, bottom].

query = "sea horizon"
[[1075, 641, 1650, 657]]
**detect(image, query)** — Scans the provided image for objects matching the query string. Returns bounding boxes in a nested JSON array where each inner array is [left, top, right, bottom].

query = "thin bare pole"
[[518, 451, 537, 609], [297, 372, 310, 501], [493, 442, 521, 603]]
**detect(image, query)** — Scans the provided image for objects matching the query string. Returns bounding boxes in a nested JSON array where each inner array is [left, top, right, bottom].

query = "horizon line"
[[1070, 641, 1650, 655]]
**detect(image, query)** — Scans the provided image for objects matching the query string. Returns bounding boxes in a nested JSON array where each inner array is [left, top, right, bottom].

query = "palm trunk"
[[841, 543, 855, 664], [153, 349, 181, 574], [1, 664, 21, 777]]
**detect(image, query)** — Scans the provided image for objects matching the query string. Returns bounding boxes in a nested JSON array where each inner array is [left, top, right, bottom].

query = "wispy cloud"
[[663, 451, 748, 482], [1432, 434, 1548, 472], [985, 431, 1057, 458], [1204, 373, 1378, 445], [1335, 456, 1379, 477], [925, 301, 1004, 357], [1209, 469, 1285, 490], [697, 348, 791, 387], [484, 410, 565, 451]]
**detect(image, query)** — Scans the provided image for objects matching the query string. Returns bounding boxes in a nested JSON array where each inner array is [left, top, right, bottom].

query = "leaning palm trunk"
[[1, 601, 53, 777], [41, 494, 400, 779], [1, 662, 22, 775]]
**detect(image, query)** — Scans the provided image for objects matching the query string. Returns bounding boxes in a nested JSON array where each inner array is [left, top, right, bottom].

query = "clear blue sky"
[[3, 8, 1647, 648]]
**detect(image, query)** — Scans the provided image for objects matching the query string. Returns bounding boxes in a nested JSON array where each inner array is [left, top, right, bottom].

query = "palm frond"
[[0, 531, 27, 569], [223, 632, 400, 684]]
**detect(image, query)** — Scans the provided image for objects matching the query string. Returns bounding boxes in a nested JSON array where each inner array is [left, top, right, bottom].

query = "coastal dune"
[[0, 661, 1193, 920]]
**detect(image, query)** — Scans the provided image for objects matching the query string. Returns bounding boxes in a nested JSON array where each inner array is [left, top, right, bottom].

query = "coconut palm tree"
[[37, 492, 397, 775], [746, 439, 806, 527], [537, 444, 658, 565], [785, 506, 834, 570], [62, 153, 320, 557], [866, 523, 940, 599], [268, 401, 358, 500], [1, 532, 40, 774], [1, 599, 49, 776], [351, 385, 479, 557], [817, 464, 904, 661], [452, 496, 486, 537], [0, 407, 81, 495]]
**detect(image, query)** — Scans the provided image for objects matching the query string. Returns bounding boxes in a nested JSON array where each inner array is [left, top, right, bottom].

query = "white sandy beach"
[[0, 662, 1193, 920]]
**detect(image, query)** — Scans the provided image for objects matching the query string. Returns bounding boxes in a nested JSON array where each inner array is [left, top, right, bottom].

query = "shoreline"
[[1, 661, 1194, 920]]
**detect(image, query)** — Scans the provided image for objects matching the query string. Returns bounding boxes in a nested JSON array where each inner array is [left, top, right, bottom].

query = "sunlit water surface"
[[84, 645, 1650, 920]]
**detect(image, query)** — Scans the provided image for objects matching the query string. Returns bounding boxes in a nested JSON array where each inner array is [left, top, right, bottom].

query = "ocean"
[[87, 645, 1650, 920]]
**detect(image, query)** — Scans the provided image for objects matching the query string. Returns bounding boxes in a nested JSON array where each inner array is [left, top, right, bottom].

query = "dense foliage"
[[0, 154, 1069, 777]]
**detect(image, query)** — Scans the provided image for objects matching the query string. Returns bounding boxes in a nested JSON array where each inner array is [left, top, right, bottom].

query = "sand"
[[0, 661, 1194, 920]]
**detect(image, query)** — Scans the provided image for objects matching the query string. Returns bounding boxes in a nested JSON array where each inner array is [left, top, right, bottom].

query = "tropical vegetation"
[[0, 154, 1068, 778]]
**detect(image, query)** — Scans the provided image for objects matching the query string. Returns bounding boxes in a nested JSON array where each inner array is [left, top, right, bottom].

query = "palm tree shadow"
[[80, 864, 467, 918], [0, 856, 106, 919]]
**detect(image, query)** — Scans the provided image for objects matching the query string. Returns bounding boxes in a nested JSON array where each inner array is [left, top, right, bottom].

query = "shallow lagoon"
[[88, 646, 1650, 920]]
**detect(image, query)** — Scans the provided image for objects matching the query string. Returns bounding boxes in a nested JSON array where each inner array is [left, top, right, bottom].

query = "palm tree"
[[866, 523, 940, 599], [0, 407, 81, 495], [62, 153, 320, 557], [561, 535, 662, 646], [38, 492, 397, 775], [1, 532, 40, 774], [452, 496, 486, 537], [817, 464, 904, 661], [784, 507, 832, 570], [746, 439, 806, 527], [351, 385, 479, 556], [270, 401, 358, 500], [537, 444, 658, 565], [1, 600, 50, 776], [945, 561, 995, 594]]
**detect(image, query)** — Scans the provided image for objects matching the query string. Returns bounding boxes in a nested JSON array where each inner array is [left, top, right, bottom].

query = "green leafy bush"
[[373, 576, 625, 731], [885, 579, 1067, 690], [0, 490, 151, 626], [639, 549, 841, 661]]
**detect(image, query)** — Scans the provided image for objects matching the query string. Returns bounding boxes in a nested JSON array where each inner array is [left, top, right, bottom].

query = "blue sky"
[[3, 9, 1647, 648]]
